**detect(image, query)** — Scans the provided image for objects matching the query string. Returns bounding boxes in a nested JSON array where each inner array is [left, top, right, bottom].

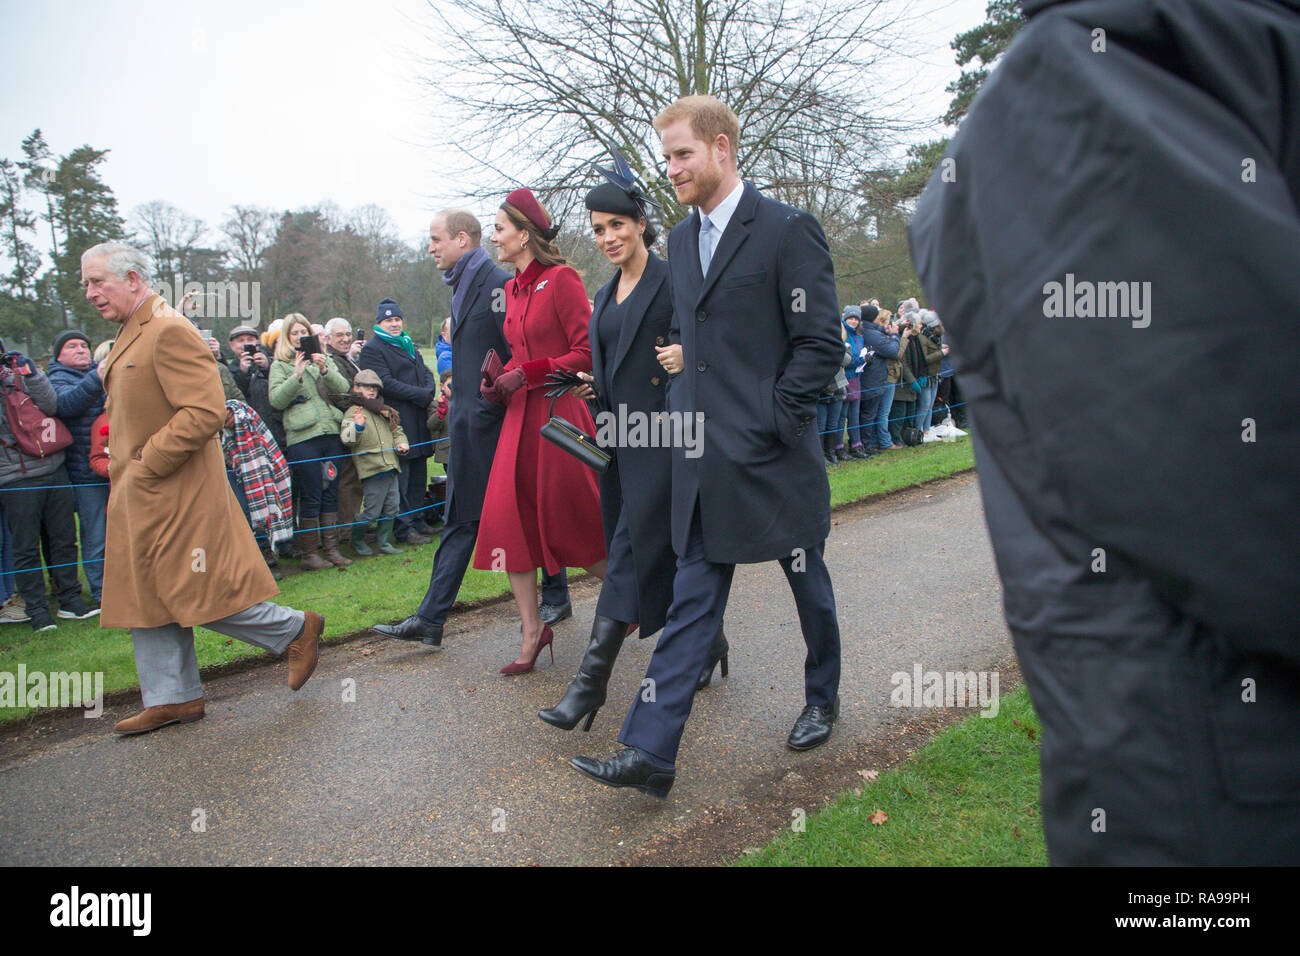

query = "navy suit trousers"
[[415, 519, 569, 627], [619, 502, 840, 765]]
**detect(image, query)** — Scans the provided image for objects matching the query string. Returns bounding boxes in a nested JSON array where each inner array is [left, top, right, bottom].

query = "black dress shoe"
[[787, 697, 840, 751], [539, 600, 573, 626], [412, 520, 437, 536], [570, 747, 675, 798], [695, 627, 729, 690], [371, 615, 443, 646]]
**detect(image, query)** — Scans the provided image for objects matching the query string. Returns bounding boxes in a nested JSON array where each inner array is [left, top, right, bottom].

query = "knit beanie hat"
[[53, 330, 91, 361]]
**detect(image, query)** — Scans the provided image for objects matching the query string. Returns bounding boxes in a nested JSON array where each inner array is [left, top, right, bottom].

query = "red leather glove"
[[480, 376, 504, 405], [492, 367, 527, 402]]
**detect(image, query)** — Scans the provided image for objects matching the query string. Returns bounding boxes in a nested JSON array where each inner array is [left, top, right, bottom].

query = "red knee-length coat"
[[473, 259, 605, 574]]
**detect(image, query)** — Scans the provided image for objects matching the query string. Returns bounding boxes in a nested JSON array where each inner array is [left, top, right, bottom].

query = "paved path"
[[0, 472, 1011, 865]]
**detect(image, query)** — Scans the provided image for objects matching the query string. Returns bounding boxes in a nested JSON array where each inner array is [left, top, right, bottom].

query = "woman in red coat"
[[475, 188, 606, 673]]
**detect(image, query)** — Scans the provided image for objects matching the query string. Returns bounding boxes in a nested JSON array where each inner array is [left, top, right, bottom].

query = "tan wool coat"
[[100, 294, 278, 628]]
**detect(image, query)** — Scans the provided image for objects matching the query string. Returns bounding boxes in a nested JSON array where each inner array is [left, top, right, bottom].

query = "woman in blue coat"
[[358, 298, 439, 544]]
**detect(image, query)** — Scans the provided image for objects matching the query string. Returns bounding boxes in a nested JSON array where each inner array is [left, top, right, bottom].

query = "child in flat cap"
[[341, 369, 409, 555]]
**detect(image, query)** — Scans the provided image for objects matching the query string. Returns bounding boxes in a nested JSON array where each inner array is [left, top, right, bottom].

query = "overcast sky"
[[1, 0, 990, 250]]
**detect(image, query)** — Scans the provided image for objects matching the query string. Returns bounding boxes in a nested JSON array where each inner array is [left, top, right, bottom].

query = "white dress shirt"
[[697, 180, 746, 267]]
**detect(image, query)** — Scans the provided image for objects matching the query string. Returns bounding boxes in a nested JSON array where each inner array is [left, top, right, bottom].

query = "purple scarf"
[[443, 246, 490, 330]]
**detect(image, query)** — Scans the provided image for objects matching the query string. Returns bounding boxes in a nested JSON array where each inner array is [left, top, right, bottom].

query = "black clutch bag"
[[539, 370, 610, 474]]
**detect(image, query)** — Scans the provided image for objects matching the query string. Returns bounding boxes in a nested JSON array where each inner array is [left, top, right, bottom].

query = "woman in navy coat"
[[358, 298, 439, 544], [538, 172, 726, 733]]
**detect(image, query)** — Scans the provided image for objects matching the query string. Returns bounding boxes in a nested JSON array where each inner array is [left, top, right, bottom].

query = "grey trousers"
[[360, 470, 401, 523], [130, 602, 306, 707]]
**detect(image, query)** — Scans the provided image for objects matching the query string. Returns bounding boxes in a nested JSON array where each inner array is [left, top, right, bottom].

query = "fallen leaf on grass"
[[868, 809, 888, 825], [856, 769, 879, 782]]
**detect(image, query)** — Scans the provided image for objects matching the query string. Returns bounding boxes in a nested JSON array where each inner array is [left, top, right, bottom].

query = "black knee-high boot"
[[538, 615, 629, 731]]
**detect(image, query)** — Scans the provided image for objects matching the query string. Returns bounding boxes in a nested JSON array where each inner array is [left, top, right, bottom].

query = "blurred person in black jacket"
[[910, 0, 1300, 864]]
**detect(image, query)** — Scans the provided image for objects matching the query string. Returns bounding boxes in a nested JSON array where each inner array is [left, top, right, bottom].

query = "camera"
[[243, 344, 258, 355], [297, 334, 322, 356]]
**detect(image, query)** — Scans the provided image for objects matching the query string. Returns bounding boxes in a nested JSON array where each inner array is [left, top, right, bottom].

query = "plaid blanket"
[[221, 400, 294, 547]]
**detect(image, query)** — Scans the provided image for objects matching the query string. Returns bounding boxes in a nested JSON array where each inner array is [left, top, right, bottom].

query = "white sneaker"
[[0, 595, 30, 624], [57, 604, 101, 620]]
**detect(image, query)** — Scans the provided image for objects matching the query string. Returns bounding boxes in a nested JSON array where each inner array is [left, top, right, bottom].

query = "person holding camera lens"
[[268, 313, 352, 570]]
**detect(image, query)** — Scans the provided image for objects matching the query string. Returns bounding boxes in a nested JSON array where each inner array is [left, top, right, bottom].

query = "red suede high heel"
[[500, 625, 554, 675]]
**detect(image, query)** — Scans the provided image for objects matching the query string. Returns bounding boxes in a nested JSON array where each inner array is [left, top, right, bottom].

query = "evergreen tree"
[[51, 144, 126, 332], [0, 157, 42, 351], [18, 129, 66, 328]]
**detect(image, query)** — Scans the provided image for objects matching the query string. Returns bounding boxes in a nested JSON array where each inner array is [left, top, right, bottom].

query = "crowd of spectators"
[[0, 296, 453, 632], [817, 296, 967, 465], [1, 287, 962, 632]]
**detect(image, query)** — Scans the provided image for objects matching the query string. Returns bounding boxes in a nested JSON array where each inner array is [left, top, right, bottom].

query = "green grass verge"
[[0, 437, 973, 722], [738, 685, 1046, 866]]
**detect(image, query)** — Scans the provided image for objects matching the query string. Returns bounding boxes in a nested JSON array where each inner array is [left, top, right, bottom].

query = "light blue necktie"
[[698, 216, 712, 277]]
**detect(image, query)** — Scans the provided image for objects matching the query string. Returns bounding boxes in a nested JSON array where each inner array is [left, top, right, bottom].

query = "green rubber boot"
[[377, 518, 404, 555], [351, 527, 374, 557]]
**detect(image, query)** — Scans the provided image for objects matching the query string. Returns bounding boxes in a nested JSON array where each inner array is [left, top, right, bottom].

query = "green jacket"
[[268, 358, 350, 446], [920, 333, 945, 377], [216, 359, 243, 402], [340, 404, 408, 479]]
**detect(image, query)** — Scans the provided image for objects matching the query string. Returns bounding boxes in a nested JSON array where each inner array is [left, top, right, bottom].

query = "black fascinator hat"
[[585, 141, 661, 245]]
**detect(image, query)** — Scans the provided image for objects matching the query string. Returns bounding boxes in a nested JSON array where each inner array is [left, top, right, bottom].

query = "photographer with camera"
[[322, 318, 367, 555], [0, 342, 95, 631], [892, 313, 924, 445], [228, 325, 285, 450], [268, 313, 352, 570], [914, 310, 946, 433]]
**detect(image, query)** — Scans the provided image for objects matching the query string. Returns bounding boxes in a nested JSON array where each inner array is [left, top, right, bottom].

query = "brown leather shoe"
[[113, 697, 205, 735], [287, 611, 324, 691]]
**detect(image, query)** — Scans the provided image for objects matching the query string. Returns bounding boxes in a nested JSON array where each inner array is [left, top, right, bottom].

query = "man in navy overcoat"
[[372, 210, 568, 645], [572, 96, 845, 796]]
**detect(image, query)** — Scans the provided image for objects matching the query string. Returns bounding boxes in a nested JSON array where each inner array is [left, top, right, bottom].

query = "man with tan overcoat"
[[81, 241, 324, 735]]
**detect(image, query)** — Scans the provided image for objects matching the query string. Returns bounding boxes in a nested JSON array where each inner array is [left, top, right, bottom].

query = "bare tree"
[[423, 0, 931, 227], [133, 200, 207, 278], [220, 204, 276, 277]]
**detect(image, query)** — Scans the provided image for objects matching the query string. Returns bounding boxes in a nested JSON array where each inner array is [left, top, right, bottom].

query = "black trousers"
[[415, 518, 569, 628], [4, 467, 82, 619], [619, 502, 840, 765], [395, 455, 429, 538]]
